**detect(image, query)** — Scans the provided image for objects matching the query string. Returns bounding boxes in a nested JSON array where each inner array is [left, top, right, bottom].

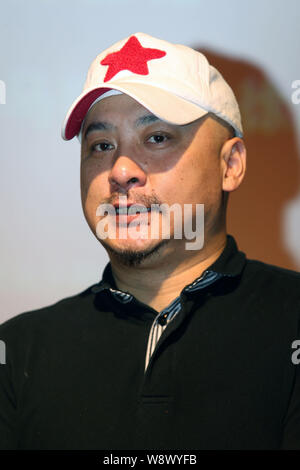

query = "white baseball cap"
[[61, 32, 243, 141]]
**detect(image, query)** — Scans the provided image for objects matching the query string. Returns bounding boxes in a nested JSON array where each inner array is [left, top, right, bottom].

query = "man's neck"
[[108, 233, 227, 313]]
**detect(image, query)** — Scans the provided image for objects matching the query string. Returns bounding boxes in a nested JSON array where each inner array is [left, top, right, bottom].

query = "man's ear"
[[221, 138, 247, 192]]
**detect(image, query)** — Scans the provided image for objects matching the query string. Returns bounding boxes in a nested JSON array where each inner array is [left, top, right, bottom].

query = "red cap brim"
[[63, 87, 112, 140]]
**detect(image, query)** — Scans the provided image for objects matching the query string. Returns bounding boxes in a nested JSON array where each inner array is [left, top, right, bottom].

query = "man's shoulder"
[[0, 283, 98, 335], [242, 256, 300, 297], [245, 257, 300, 279]]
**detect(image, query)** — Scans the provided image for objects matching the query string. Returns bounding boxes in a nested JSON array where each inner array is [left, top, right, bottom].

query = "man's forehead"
[[82, 94, 170, 139], [80, 93, 217, 143], [83, 113, 165, 140], [90, 93, 152, 115]]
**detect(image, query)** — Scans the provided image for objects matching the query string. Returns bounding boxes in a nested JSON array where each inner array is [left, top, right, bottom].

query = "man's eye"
[[92, 142, 114, 152], [147, 134, 169, 144]]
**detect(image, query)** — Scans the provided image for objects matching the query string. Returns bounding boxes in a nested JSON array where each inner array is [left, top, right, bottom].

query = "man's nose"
[[108, 155, 147, 193]]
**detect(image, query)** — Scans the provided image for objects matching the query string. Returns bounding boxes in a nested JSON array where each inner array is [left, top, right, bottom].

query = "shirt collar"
[[204, 234, 246, 277], [91, 234, 246, 296]]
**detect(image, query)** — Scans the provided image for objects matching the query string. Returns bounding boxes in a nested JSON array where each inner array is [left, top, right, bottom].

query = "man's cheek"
[[81, 169, 101, 202], [80, 182, 98, 223], [80, 167, 92, 200]]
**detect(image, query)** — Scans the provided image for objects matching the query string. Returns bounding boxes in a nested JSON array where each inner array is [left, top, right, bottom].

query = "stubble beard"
[[101, 237, 171, 268]]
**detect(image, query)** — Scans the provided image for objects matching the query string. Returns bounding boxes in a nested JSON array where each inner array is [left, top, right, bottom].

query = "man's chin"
[[100, 237, 170, 268]]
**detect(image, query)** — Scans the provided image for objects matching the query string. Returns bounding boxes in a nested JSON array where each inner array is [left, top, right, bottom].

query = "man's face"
[[80, 93, 230, 265]]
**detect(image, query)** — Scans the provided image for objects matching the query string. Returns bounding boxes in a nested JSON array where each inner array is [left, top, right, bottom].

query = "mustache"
[[101, 192, 163, 208]]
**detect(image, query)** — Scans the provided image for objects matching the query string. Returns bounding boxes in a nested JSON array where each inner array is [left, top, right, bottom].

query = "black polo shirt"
[[93, 259, 224, 374], [0, 234, 300, 450]]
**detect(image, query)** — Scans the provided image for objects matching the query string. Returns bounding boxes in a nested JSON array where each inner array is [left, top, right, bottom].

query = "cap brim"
[[61, 83, 210, 141]]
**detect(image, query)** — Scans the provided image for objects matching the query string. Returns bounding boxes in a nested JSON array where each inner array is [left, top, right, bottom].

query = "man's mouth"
[[114, 205, 152, 215]]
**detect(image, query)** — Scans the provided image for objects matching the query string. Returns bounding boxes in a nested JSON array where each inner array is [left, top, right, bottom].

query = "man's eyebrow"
[[83, 121, 114, 140], [135, 114, 161, 127], [83, 114, 162, 140]]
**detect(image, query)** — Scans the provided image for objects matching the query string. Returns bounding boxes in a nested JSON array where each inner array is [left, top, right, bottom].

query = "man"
[[0, 33, 300, 450]]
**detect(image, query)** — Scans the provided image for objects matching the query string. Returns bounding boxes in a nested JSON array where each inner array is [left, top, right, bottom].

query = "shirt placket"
[[92, 270, 224, 375]]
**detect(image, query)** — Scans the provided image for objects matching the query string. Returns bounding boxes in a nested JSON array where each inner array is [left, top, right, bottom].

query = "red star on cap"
[[100, 36, 166, 82]]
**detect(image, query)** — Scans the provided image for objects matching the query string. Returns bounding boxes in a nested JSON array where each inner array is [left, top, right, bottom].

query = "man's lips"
[[107, 203, 154, 226], [112, 203, 152, 214]]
